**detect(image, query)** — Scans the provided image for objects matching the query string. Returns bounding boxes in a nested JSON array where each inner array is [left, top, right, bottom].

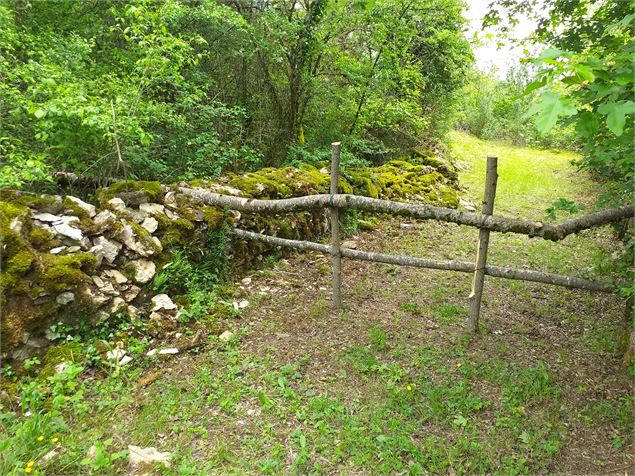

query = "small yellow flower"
[[25, 467, 33, 473], [406, 385, 413, 391], [456, 362, 462, 368], [51, 437, 59, 443], [27, 461, 35, 467], [37, 435, 44, 441]]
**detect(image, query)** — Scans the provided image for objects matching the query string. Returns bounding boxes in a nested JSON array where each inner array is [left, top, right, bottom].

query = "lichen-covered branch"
[[182, 188, 634, 242], [232, 229, 612, 292]]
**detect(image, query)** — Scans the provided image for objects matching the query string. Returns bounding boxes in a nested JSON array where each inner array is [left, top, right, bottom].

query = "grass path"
[[5, 133, 632, 475]]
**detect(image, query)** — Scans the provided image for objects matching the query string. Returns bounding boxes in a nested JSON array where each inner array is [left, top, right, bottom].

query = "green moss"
[[419, 171, 443, 185], [39, 342, 84, 378], [28, 228, 56, 249], [162, 218, 196, 246], [2, 250, 36, 288], [0, 380, 18, 409], [358, 217, 379, 231], [0, 191, 61, 211], [227, 174, 288, 198], [6, 250, 35, 276], [96, 180, 164, 206], [39, 253, 97, 293], [62, 196, 90, 219], [121, 262, 138, 281], [277, 222, 298, 239], [202, 206, 225, 229], [437, 186, 460, 208]]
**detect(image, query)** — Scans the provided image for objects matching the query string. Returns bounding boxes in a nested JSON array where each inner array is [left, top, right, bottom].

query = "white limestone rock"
[[107, 197, 126, 212], [65, 196, 96, 217], [130, 259, 156, 284], [163, 191, 177, 209], [93, 210, 117, 230], [150, 294, 177, 312], [91, 236, 122, 264], [53, 222, 83, 241], [157, 348, 179, 355], [141, 216, 158, 233], [219, 330, 234, 342], [56, 292, 75, 305], [105, 269, 128, 284], [139, 203, 165, 215], [120, 224, 155, 257], [9, 217, 22, 233], [109, 297, 127, 313], [124, 285, 141, 302], [33, 212, 63, 224], [83, 287, 110, 306]]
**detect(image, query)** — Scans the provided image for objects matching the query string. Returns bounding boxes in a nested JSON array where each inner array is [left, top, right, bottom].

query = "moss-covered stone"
[[39, 253, 97, 293], [0, 190, 62, 213], [162, 218, 196, 247], [202, 206, 225, 229], [39, 342, 84, 378], [3, 250, 35, 288], [128, 221, 162, 253], [96, 180, 164, 206], [28, 228, 56, 250], [62, 196, 91, 219]]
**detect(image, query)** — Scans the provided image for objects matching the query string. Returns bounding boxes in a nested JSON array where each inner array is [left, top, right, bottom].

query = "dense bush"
[[0, 0, 472, 189], [454, 67, 576, 149]]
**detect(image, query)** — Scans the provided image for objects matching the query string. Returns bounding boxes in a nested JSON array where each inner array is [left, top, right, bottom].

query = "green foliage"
[[455, 67, 576, 148], [485, 0, 634, 298], [545, 198, 586, 221], [80, 439, 128, 472], [152, 226, 229, 322], [0, 0, 472, 188], [487, 0, 634, 194]]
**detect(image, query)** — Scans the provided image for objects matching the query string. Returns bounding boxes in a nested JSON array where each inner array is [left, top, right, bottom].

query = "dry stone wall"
[[0, 159, 459, 362]]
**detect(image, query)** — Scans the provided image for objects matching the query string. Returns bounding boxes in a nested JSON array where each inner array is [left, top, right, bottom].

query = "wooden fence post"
[[330, 142, 343, 309], [467, 155, 498, 333]]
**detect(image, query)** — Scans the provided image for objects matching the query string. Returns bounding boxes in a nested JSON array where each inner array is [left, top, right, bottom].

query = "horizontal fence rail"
[[233, 228, 612, 293], [180, 187, 634, 242]]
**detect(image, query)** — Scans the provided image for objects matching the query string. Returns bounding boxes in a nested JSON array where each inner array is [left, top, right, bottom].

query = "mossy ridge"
[[345, 160, 452, 203], [225, 164, 334, 199], [96, 180, 164, 206], [0, 190, 62, 212]]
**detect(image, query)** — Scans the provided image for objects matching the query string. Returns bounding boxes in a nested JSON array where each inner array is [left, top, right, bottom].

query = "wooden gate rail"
[[178, 142, 632, 332], [233, 228, 611, 292], [179, 188, 634, 242]]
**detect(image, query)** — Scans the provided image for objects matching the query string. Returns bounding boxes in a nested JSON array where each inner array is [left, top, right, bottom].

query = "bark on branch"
[[232, 228, 611, 292], [180, 187, 634, 242]]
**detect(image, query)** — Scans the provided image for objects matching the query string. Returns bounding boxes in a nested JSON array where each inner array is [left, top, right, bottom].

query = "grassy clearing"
[[1, 133, 632, 475]]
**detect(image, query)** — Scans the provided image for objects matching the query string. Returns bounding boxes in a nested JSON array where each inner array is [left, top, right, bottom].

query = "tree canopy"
[[0, 0, 473, 188]]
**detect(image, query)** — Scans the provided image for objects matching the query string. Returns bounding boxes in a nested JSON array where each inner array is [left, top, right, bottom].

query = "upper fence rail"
[[179, 188, 634, 242]]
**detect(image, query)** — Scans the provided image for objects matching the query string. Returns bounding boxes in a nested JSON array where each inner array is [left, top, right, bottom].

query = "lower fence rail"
[[233, 228, 611, 293]]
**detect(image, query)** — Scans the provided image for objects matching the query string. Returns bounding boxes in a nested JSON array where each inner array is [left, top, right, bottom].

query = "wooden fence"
[[180, 143, 634, 333]]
